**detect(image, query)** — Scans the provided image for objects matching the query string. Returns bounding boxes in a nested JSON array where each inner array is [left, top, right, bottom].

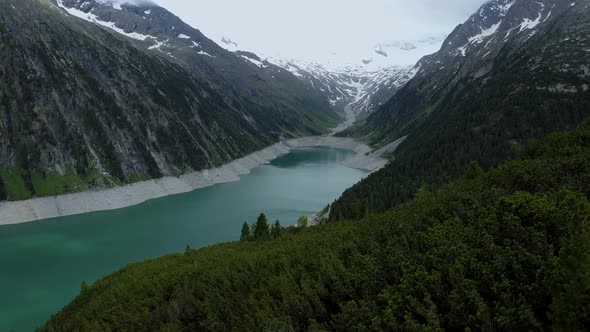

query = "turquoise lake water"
[[0, 147, 367, 331]]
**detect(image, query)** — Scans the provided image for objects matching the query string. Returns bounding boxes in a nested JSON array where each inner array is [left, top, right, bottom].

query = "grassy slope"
[[41, 120, 590, 331]]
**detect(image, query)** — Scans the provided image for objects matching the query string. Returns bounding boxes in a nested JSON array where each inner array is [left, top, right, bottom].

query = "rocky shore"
[[0, 136, 401, 226]]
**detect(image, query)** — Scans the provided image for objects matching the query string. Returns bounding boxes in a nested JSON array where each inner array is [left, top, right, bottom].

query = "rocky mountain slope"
[[262, 38, 446, 117], [331, 0, 590, 220], [262, 58, 416, 118], [217, 35, 444, 118], [266, 38, 445, 117], [358, 0, 589, 142], [53, 0, 337, 130], [0, 0, 339, 201]]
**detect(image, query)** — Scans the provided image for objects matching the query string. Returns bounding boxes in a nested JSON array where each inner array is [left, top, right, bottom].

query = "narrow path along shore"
[[0, 105, 404, 226]]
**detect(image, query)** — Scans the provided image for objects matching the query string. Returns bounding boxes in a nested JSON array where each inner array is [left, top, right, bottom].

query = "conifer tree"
[[240, 222, 251, 242], [271, 220, 282, 238], [253, 213, 270, 240]]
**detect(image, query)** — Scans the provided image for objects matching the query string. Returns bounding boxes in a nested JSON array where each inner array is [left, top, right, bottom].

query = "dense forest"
[[331, 75, 590, 221], [331, 45, 590, 221], [42, 118, 590, 331], [330, 0, 590, 221]]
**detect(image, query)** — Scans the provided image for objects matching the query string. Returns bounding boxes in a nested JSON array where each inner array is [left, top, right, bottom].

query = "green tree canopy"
[[240, 222, 251, 242], [253, 213, 270, 240], [271, 220, 282, 238], [297, 216, 309, 229]]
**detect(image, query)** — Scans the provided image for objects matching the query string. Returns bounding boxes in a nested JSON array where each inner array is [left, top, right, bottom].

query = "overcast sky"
[[154, 0, 488, 62]]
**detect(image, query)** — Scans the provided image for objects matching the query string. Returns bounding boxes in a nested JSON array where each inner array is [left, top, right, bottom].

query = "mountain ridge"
[[0, 0, 340, 201], [330, 0, 590, 220], [213, 33, 445, 117]]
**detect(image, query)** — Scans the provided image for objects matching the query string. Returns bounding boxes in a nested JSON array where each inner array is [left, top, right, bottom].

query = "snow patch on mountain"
[[241, 55, 267, 68], [56, 0, 155, 41], [214, 34, 445, 71], [196, 51, 214, 58], [148, 38, 168, 50], [264, 56, 415, 116], [209, 34, 444, 115], [368, 37, 444, 68], [469, 22, 502, 43], [519, 12, 543, 32]]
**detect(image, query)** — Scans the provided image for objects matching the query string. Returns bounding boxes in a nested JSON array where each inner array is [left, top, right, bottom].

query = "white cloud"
[[150, 0, 487, 63]]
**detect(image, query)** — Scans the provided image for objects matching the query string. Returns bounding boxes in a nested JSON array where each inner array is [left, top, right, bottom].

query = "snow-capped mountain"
[[262, 58, 416, 118], [332, 0, 590, 221], [218, 35, 446, 118], [0, 0, 340, 192], [364, 0, 590, 142], [50, 0, 337, 128], [366, 36, 445, 69], [410, 0, 582, 87], [56, 0, 446, 120]]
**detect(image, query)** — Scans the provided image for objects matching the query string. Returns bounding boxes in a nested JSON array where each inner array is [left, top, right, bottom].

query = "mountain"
[[53, 0, 338, 130], [331, 0, 590, 220], [41, 118, 590, 331], [216, 35, 445, 117], [262, 58, 416, 118], [0, 0, 339, 201]]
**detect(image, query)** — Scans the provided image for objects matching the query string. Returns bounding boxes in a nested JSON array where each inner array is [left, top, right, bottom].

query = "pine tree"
[[240, 222, 251, 242], [80, 281, 90, 294], [271, 220, 282, 238], [253, 213, 270, 240], [465, 160, 485, 180]]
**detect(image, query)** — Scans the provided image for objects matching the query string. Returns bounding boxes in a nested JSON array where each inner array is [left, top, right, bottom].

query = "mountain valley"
[[1, 0, 590, 330]]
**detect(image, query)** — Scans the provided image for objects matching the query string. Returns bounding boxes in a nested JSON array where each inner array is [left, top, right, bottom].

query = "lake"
[[0, 147, 367, 331]]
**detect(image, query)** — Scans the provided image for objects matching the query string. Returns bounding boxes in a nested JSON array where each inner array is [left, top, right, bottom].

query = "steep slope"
[[358, 0, 586, 142], [215, 35, 444, 118], [331, 0, 590, 220], [42, 119, 590, 331], [54, 0, 337, 134], [0, 0, 339, 201], [263, 57, 415, 117], [262, 37, 444, 117]]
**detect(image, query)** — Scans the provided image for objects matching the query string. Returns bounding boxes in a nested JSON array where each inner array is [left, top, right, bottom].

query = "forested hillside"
[[42, 118, 590, 331], [331, 0, 590, 220]]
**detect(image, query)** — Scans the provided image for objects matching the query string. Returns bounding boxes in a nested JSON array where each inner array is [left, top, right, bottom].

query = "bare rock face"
[[363, 0, 590, 141], [0, 0, 339, 201], [330, 0, 590, 220]]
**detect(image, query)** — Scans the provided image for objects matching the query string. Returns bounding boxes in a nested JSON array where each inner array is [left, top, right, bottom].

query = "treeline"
[[240, 213, 310, 241], [41, 119, 590, 331]]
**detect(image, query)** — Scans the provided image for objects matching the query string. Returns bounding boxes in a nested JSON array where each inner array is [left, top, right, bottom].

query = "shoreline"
[[0, 135, 402, 226]]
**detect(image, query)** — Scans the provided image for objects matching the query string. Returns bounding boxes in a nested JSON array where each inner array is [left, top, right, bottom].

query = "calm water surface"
[[0, 147, 366, 331]]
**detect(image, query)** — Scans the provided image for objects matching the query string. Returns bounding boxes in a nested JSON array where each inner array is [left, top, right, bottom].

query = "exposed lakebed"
[[0, 147, 367, 331]]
